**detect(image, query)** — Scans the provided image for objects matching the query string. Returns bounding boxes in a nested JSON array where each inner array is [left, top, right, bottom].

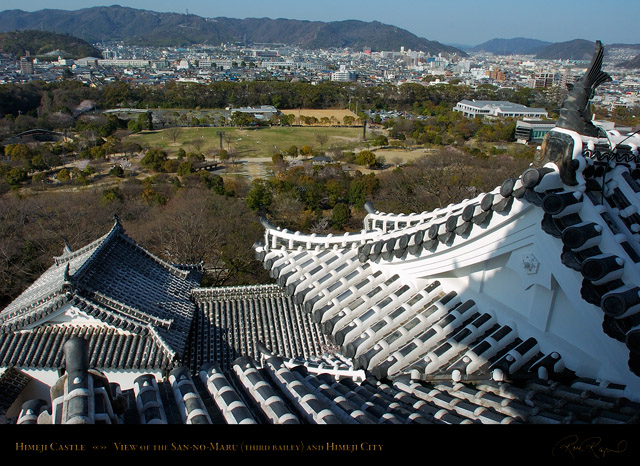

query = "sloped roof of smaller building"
[[0, 217, 202, 370], [188, 284, 329, 372]]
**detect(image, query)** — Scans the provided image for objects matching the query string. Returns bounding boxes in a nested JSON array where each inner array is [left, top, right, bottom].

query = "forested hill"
[[0, 30, 102, 59], [471, 38, 551, 55], [535, 39, 597, 60], [0, 6, 464, 55], [619, 53, 640, 69]]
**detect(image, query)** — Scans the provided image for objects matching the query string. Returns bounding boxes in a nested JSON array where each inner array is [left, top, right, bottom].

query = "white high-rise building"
[[331, 65, 357, 82]]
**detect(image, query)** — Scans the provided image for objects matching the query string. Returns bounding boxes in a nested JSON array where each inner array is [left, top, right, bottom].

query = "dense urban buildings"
[[1, 41, 638, 113]]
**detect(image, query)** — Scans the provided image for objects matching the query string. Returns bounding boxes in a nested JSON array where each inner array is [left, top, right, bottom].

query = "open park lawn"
[[126, 125, 366, 159]]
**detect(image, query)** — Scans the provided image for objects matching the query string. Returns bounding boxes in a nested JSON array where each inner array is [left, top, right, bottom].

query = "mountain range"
[[0, 6, 463, 56], [1, 6, 638, 62]]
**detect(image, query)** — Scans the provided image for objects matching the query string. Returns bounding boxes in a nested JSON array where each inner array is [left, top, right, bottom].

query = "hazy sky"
[[6, 0, 640, 46]]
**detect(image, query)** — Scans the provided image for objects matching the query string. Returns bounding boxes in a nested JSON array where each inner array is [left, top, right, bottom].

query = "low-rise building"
[[454, 99, 548, 119], [515, 119, 556, 144], [230, 105, 279, 120], [97, 59, 151, 68]]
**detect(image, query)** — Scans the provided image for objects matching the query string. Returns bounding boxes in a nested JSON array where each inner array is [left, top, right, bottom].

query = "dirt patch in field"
[[280, 108, 360, 124], [215, 157, 273, 180], [372, 147, 437, 165]]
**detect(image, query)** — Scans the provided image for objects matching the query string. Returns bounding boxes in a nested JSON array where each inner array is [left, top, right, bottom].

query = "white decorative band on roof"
[[88, 291, 174, 330], [191, 283, 288, 300]]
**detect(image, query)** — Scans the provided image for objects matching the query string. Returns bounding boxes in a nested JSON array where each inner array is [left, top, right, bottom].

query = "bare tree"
[[190, 137, 206, 154], [374, 147, 529, 214], [165, 127, 183, 144], [316, 133, 329, 148], [310, 217, 331, 234], [137, 187, 267, 285]]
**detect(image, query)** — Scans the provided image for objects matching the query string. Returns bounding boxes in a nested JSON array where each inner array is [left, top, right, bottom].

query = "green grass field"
[[126, 126, 366, 159]]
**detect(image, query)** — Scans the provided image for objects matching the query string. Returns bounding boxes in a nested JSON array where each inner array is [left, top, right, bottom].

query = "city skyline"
[[6, 0, 640, 48]]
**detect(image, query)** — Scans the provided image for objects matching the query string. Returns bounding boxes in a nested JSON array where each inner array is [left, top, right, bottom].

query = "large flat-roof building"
[[531, 72, 555, 89], [454, 100, 548, 119]]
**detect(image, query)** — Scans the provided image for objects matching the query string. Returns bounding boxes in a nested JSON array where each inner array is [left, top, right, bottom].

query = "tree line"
[[3, 77, 638, 132], [3, 78, 636, 151], [0, 78, 570, 131]]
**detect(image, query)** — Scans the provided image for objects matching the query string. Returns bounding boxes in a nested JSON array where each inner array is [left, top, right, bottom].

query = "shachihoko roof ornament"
[[535, 40, 613, 185], [556, 40, 612, 138]]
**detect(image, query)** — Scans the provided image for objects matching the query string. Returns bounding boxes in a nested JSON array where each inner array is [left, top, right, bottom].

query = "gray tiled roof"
[[257, 242, 564, 383], [0, 368, 31, 416], [14, 338, 640, 425], [72, 230, 199, 356], [188, 284, 329, 372], [0, 218, 201, 371], [0, 324, 174, 370]]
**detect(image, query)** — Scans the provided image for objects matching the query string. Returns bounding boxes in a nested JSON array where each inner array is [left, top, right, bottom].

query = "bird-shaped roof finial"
[[555, 40, 611, 137]]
